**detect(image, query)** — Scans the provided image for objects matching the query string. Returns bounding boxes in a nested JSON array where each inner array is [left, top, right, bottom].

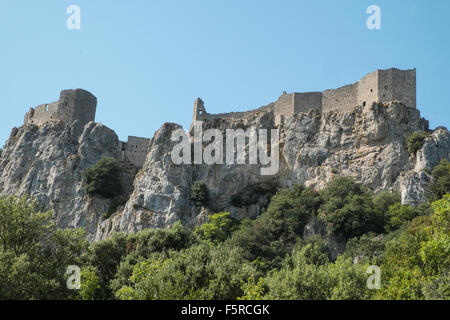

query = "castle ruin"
[[192, 68, 416, 125], [118, 136, 151, 168], [23, 88, 150, 168], [22, 67, 415, 168], [24, 89, 97, 127]]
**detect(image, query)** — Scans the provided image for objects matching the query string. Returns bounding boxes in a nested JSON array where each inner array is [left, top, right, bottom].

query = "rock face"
[[1, 102, 449, 241], [0, 119, 127, 241]]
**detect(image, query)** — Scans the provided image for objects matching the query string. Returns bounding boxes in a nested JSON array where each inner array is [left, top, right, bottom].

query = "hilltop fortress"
[[23, 89, 150, 168], [192, 68, 416, 125], [21, 68, 416, 167]]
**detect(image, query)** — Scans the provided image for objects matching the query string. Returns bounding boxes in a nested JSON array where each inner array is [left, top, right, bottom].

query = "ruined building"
[[21, 68, 415, 168], [23, 88, 150, 168], [24, 89, 97, 127], [192, 68, 416, 125]]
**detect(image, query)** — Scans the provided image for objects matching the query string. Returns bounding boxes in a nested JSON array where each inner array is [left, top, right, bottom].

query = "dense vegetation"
[[0, 161, 449, 300], [83, 157, 122, 199]]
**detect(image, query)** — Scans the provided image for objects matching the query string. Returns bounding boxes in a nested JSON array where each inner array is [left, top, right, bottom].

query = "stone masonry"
[[192, 68, 417, 125], [24, 89, 97, 127], [118, 136, 151, 168]]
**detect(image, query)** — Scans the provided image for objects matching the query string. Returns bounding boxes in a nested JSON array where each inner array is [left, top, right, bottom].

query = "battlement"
[[24, 89, 97, 127], [192, 68, 417, 125]]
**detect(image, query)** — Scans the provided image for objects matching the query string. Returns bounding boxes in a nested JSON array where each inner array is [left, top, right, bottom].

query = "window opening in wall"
[[45, 104, 48, 112], [370, 89, 373, 92], [362, 101, 366, 107]]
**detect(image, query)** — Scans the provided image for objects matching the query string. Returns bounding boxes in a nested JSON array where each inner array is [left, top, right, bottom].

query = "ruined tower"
[[24, 89, 97, 127], [192, 98, 207, 122]]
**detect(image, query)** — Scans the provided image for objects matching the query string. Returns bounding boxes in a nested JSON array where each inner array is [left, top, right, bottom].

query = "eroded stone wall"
[[378, 68, 416, 109], [323, 83, 358, 113], [119, 136, 151, 168], [24, 89, 97, 127]]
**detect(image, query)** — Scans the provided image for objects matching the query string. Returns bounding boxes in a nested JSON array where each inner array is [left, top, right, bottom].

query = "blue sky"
[[1, 0, 449, 146]]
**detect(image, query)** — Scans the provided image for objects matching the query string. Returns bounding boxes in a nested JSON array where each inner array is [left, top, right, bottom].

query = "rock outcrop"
[[0, 102, 449, 242], [0, 119, 131, 241]]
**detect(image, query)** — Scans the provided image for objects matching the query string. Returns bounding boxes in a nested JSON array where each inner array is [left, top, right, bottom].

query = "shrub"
[[115, 243, 255, 300], [343, 233, 386, 265], [0, 196, 88, 299], [430, 159, 450, 202], [227, 184, 321, 271], [109, 222, 195, 293], [238, 275, 267, 300], [386, 203, 421, 231], [265, 249, 371, 300], [406, 131, 428, 155], [190, 180, 209, 205], [319, 176, 386, 240], [194, 212, 237, 244], [83, 157, 122, 198]]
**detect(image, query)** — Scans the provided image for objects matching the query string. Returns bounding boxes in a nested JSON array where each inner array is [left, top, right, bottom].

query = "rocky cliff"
[[0, 102, 449, 241]]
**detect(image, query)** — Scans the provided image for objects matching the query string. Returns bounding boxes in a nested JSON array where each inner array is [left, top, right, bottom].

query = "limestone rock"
[[0, 120, 120, 241], [1, 102, 449, 243]]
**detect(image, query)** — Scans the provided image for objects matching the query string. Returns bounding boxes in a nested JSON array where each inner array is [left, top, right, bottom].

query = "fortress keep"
[[23, 88, 150, 168], [192, 68, 416, 125], [24, 89, 97, 127]]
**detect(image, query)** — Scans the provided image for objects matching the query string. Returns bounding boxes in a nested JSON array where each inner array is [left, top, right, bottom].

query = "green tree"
[[0, 196, 88, 299], [78, 266, 101, 300], [83, 157, 122, 198], [227, 184, 321, 271], [430, 159, 450, 201], [115, 243, 254, 300], [109, 221, 195, 294], [376, 195, 450, 300], [406, 131, 429, 155], [265, 248, 371, 300], [343, 233, 386, 265], [194, 212, 237, 244], [190, 180, 209, 205], [238, 275, 266, 300], [386, 203, 421, 231], [319, 176, 386, 240]]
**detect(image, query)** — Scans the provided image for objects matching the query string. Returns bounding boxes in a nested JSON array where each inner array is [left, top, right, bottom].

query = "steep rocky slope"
[[0, 119, 132, 241], [1, 102, 449, 241]]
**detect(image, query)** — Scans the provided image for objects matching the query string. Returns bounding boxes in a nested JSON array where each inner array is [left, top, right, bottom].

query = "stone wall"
[[357, 70, 379, 107], [119, 136, 151, 168], [293, 92, 323, 113], [24, 89, 97, 127], [378, 68, 416, 109], [193, 97, 274, 123], [274, 93, 294, 120], [323, 83, 358, 113]]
